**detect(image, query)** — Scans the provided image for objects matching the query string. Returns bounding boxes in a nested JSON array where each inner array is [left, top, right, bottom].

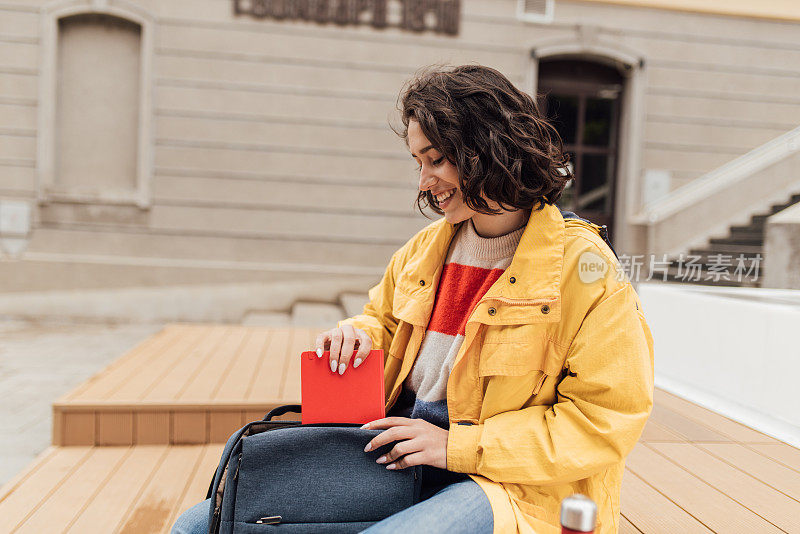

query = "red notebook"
[[300, 349, 385, 424]]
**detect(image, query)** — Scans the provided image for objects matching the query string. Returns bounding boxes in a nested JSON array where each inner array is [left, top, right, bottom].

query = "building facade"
[[0, 0, 798, 305]]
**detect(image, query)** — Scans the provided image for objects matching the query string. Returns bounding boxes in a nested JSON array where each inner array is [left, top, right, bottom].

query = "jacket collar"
[[394, 203, 565, 326], [484, 202, 564, 302]]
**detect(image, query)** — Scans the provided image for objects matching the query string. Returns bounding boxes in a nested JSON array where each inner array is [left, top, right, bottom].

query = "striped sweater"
[[388, 217, 525, 429]]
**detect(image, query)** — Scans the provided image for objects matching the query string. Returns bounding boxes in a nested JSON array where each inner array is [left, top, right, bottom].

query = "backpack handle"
[[264, 404, 302, 421]]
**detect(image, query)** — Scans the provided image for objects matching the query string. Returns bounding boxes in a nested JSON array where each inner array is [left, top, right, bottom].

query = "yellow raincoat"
[[338, 202, 655, 533]]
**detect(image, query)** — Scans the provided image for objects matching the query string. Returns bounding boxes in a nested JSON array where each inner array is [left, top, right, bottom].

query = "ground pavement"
[[0, 320, 162, 485]]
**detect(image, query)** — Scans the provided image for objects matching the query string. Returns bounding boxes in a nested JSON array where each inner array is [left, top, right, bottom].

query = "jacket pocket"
[[512, 497, 548, 522], [478, 334, 566, 378]]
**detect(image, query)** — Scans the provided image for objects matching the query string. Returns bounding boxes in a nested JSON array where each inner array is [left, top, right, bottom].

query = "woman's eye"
[[415, 157, 443, 171]]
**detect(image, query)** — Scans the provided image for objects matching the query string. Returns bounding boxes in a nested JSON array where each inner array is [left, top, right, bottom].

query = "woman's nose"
[[418, 166, 436, 191]]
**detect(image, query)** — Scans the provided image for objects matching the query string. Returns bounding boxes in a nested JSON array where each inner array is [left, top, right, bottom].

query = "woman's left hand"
[[362, 417, 449, 470]]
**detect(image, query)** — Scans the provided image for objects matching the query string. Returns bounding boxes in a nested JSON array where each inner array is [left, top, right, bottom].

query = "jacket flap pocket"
[[478, 337, 565, 377], [391, 286, 428, 326]]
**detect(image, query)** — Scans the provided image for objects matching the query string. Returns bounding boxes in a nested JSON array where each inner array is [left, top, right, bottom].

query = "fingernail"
[[386, 464, 396, 470], [338, 362, 346, 375], [316, 348, 323, 358], [353, 358, 362, 368], [330, 360, 337, 373], [364, 443, 372, 452], [360, 423, 369, 429], [376, 456, 386, 463]]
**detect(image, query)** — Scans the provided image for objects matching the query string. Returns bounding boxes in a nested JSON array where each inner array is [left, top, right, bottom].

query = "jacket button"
[[419, 280, 425, 286], [488, 307, 496, 316], [509, 276, 516, 284], [541, 304, 550, 314]]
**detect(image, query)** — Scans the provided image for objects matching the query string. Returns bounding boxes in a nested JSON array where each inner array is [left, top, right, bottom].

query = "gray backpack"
[[206, 405, 422, 533]]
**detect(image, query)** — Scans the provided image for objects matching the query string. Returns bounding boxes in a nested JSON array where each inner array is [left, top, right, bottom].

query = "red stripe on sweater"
[[427, 263, 505, 337]]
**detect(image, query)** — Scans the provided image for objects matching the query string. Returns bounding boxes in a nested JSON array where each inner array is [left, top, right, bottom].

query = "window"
[[38, 4, 153, 208], [56, 14, 141, 197]]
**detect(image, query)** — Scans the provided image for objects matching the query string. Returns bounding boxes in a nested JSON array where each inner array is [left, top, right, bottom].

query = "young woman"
[[172, 64, 654, 534]]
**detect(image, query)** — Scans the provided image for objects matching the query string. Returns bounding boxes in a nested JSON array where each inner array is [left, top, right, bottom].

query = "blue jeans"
[[171, 478, 493, 533]]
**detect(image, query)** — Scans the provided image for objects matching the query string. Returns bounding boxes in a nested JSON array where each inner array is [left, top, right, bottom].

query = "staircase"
[[660, 192, 800, 287]]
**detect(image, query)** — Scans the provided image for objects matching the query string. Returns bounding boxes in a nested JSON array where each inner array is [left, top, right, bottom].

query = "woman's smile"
[[434, 188, 457, 209]]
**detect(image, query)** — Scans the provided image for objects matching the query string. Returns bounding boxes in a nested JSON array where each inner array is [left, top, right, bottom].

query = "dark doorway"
[[537, 58, 624, 237]]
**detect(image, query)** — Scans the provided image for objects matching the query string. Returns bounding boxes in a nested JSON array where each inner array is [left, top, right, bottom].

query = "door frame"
[[524, 38, 647, 255]]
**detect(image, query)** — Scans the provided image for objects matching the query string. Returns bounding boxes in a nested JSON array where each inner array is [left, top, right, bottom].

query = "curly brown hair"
[[392, 63, 573, 217]]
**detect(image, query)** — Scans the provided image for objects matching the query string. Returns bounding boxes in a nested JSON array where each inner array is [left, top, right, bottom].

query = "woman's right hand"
[[315, 325, 373, 376]]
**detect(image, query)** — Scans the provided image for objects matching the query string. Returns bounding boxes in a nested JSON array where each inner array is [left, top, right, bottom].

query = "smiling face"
[[407, 119, 476, 225]]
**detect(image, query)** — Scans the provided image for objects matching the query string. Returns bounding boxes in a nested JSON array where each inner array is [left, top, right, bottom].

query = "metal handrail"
[[631, 126, 800, 225]]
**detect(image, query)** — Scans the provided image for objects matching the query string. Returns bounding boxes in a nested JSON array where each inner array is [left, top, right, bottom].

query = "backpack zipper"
[[233, 453, 242, 482]]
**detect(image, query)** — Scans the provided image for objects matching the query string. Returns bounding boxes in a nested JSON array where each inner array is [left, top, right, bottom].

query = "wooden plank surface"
[[696, 442, 800, 501], [60, 326, 177, 402], [638, 419, 685, 443], [126, 326, 226, 402], [61, 324, 319, 404], [653, 389, 778, 444], [621, 470, 714, 532], [17, 447, 131, 532], [116, 445, 207, 534], [64, 447, 168, 533], [625, 443, 784, 532], [0, 447, 92, 530], [649, 442, 800, 532], [647, 404, 732, 443], [181, 328, 252, 402], [245, 327, 293, 402], [214, 328, 272, 401], [53, 325, 324, 445], [619, 515, 642, 534], [4, 416, 800, 532], [0, 445, 223, 534], [164, 445, 225, 533], [7, 440, 799, 533], [749, 442, 800, 472], [36, 324, 800, 532]]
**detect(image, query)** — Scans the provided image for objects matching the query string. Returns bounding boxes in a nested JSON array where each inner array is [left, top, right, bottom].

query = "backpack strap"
[[559, 208, 619, 259]]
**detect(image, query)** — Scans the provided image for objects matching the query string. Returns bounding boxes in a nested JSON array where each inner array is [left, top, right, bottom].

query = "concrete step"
[[709, 236, 762, 246], [729, 227, 764, 238], [338, 292, 370, 318], [240, 311, 291, 326], [690, 244, 763, 256], [290, 301, 346, 328], [661, 190, 797, 288], [668, 256, 765, 267], [770, 201, 796, 214], [731, 224, 764, 234], [658, 266, 762, 287]]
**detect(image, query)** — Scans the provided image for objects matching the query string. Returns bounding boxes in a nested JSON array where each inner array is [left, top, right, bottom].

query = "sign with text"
[[233, 0, 460, 35]]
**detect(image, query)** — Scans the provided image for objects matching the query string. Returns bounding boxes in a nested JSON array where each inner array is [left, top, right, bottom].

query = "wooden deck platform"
[[52, 324, 319, 446], [0, 444, 222, 533], [4, 388, 798, 533], [3, 323, 798, 532]]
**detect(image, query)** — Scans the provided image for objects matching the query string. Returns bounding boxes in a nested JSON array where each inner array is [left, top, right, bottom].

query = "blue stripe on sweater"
[[389, 388, 449, 430]]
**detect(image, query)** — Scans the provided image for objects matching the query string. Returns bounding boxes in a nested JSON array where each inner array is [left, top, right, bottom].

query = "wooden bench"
[[52, 324, 318, 446], [3, 324, 799, 532], [4, 388, 798, 532], [0, 444, 222, 533]]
